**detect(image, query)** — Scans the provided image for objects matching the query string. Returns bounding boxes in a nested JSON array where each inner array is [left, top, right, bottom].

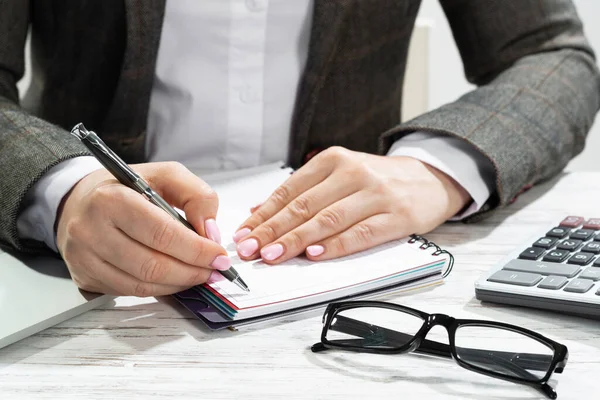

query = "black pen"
[[70, 123, 250, 292]]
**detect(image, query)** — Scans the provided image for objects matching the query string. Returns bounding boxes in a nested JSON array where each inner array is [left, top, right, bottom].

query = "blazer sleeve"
[[380, 0, 600, 221], [0, 0, 90, 253]]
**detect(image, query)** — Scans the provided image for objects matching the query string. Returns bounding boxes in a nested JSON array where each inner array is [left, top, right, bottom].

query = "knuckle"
[[261, 223, 279, 241], [88, 185, 125, 217], [330, 236, 349, 255], [132, 281, 152, 298], [391, 191, 413, 216], [317, 208, 345, 230], [289, 196, 312, 220], [185, 268, 211, 287], [203, 188, 219, 206], [65, 219, 83, 240], [151, 221, 176, 250], [272, 184, 292, 206], [285, 230, 305, 251], [251, 208, 270, 225], [352, 223, 375, 245], [191, 242, 208, 266], [165, 161, 188, 174], [372, 179, 392, 196], [140, 256, 166, 282], [323, 146, 349, 162]]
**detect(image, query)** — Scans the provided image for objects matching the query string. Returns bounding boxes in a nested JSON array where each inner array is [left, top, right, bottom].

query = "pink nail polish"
[[261, 243, 284, 261], [207, 270, 225, 284], [233, 228, 251, 243], [306, 245, 325, 257], [210, 255, 231, 271], [205, 219, 221, 244], [237, 238, 259, 257]]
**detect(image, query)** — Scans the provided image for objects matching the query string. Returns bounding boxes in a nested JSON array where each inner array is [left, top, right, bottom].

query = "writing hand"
[[56, 162, 230, 296], [233, 147, 470, 263]]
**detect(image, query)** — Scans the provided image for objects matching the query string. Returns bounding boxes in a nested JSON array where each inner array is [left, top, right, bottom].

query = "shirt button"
[[239, 87, 261, 103], [245, 0, 265, 12]]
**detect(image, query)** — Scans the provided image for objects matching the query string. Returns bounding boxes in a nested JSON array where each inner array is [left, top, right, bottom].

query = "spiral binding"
[[408, 234, 454, 278]]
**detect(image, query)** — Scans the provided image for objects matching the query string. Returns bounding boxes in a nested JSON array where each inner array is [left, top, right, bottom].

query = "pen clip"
[[70, 123, 141, 186]]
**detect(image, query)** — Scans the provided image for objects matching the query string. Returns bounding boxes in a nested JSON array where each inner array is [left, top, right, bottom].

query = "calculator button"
[[488, 270, 543, 286], [581, 242, 600, 254], [557, 239, 582, 251], [546, 227, 570, 238], [583, 218, 600, 230], [537, 276, 568, 290], [559, 216, 585, 228], [532, 237, 557, 249], [563, 279, 594, 293], [542, 250, 569, 263], [571, 229, 595, 241], [519, 247, 545, 260], [503, 259, 581, 278], [567, 252, 594, 265], [579, 267, 600, 281]]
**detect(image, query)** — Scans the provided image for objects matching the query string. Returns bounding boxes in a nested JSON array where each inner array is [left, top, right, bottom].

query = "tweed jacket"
[[1, 0, 599, 253]]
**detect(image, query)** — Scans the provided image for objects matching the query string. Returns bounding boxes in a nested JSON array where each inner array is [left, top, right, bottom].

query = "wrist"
[[424, 161, 472, 217], [391, 155, 472, 218]]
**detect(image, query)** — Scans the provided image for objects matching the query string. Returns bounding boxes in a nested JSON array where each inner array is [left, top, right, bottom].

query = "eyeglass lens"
[[455, 325, 554, 380], [325, 306, 424, 349]]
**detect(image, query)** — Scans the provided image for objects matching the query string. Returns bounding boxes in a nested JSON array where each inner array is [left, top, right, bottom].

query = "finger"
[[233, 157, 334, 240], [236, 177, 358, 260], [257, 191, 383, 264], [249, 202, 263, 214], [96, 228, 224, 286], [141, 162, 219, 238], [90, 257, 189, 297], [305, 213, 409, 261], [108, 186, 229, 267]]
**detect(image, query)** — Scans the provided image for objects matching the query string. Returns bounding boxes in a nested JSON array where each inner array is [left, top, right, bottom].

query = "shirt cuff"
[[386, 131, 496, 220], [16, 156, 104, 252]]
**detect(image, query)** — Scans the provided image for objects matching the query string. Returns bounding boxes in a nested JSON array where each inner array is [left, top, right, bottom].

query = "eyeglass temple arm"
[[326, 315, 554, 373]]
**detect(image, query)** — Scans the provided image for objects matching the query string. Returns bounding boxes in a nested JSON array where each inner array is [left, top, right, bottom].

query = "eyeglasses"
[[311, 301, 568, 399]]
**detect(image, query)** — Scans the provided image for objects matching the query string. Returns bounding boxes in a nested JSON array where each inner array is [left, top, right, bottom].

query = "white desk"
[[1, 172, 598, 400]]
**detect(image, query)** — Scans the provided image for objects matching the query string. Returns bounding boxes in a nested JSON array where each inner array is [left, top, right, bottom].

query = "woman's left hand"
[[233, 146, 471, 264]]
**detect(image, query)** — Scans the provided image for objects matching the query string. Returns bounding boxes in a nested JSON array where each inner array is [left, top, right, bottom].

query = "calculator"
[[475, 216, 600, 318]]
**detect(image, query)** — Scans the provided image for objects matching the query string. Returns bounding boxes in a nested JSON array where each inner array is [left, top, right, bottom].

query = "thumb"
[[138, 162, 220, 241]]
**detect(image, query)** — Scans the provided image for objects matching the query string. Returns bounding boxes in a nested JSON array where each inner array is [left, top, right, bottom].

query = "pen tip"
[[235, 278, 250, 292]]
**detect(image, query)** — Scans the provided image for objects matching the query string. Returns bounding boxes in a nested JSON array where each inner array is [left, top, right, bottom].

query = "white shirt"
[[16, 0, 495, 252]]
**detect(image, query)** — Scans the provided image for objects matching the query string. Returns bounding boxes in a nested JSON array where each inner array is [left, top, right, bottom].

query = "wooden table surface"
[[1, 172, 599, 400]]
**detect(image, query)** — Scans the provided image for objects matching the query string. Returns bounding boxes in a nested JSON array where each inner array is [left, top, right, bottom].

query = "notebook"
[[175, 163, 453, 329]]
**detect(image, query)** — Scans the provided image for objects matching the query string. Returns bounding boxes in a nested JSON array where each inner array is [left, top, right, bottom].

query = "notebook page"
[[206, 166, 447, 318], [207, 239, 443, 317]]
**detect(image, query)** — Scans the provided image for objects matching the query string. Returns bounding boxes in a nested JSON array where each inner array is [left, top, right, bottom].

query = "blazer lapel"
[[103, 0, 166, 162], [288, 0, 353, 168]]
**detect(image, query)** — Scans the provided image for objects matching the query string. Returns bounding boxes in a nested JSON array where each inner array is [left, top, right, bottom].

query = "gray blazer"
[[1, 0, 599, 253]]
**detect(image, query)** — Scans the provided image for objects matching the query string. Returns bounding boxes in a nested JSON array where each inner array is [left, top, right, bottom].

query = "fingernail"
[[205, 219, 221, 244], [250, 202, 263, 213], [207, 270, 225, 284], [210, 255, 231, 271], [261, 243, 284, 261], [233, 228, 251, 243], [306, 245, 325, 257], [237, 238, 259, 257]]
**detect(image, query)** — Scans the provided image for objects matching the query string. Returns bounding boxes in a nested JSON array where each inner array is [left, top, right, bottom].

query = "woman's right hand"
[[56, 162, 230, 297]]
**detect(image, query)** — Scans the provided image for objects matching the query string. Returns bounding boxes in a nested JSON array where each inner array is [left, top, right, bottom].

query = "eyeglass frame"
[[311, 301, 569, 399]]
